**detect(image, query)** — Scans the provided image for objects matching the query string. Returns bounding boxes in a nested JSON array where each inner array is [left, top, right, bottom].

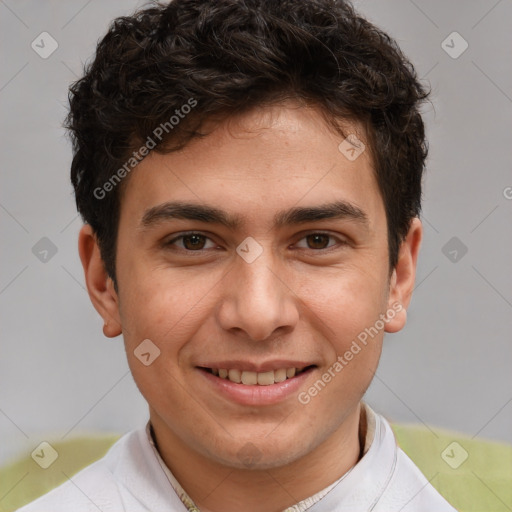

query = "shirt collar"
[[146, 402, 378, 512]]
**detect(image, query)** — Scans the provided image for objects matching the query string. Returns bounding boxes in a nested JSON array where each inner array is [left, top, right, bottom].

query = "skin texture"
[[79, 101, 422, 512]]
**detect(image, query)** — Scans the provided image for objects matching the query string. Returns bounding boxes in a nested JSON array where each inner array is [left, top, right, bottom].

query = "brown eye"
[[181, 234, 207, 250], [294, 232, 345, 252], [306, 234, 331, 249], [165, 233, 216, 251]]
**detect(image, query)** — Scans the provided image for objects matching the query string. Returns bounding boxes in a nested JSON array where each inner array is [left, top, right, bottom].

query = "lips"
[[197, 363, 316, 406], [203, 366, 312, 385]]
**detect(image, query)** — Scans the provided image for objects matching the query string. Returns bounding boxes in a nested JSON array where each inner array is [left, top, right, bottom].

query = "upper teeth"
[[212, 367, 303, 385]]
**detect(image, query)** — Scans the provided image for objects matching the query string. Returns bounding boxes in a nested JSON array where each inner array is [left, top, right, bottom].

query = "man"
[[18, 0, 457, 510]]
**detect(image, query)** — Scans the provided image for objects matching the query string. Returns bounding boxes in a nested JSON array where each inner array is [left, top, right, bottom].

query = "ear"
[[384, 217, 422, 333], [78, 224, 122, 338]]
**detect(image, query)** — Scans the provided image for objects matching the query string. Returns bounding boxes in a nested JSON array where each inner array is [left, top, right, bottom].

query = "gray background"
[[1, 0, 511, 471]]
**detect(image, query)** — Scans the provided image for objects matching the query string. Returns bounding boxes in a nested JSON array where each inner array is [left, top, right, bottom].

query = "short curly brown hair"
[[67, 0, 429, 285]]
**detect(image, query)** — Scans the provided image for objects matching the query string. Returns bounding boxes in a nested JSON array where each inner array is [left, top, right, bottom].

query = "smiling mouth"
[[198, 366, 316, 386]]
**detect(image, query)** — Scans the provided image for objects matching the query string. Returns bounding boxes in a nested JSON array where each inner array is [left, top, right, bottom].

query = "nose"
[[216, 245, 300, 342]]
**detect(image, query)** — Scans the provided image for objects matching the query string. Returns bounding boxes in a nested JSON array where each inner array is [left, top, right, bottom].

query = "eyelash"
[[164, 231, 347, 253]]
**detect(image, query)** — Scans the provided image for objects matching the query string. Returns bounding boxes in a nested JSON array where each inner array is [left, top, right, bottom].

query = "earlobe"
[[78, 224, 122, 338], [384, 218, 422, 334]]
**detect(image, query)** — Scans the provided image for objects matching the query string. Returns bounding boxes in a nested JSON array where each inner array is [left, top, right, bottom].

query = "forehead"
[[118, 103, 384, 232]]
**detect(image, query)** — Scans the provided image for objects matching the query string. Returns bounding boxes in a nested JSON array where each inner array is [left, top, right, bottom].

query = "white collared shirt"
[[17, 404, 457, 512]]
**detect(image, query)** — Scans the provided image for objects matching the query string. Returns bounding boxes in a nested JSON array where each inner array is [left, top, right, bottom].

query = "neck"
[[150, 403, 364, 512]]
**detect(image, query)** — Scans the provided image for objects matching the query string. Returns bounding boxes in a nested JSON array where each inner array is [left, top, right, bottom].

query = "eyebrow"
[[140, 200, 369, 231]]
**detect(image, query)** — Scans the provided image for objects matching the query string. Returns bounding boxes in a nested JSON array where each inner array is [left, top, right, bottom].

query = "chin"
[[208, 432, 313, 471]]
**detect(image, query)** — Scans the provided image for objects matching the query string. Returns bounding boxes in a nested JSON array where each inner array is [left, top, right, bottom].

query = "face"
[[81, 101, 418, 470]]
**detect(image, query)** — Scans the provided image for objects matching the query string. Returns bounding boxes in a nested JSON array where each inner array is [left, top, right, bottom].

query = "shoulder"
[[15, 430, 148, 512], [376, 446, 458, 512], [373, 414, 458, 512]]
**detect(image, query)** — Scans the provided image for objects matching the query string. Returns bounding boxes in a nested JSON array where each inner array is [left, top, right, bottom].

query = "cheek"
[[117, 271, 201, 410], [295, 265, 387, 402], [117, 260, 214, 346], [300, 273, 385, 412], [299, 264, 388, 342], [116, 264, 222, 405]]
